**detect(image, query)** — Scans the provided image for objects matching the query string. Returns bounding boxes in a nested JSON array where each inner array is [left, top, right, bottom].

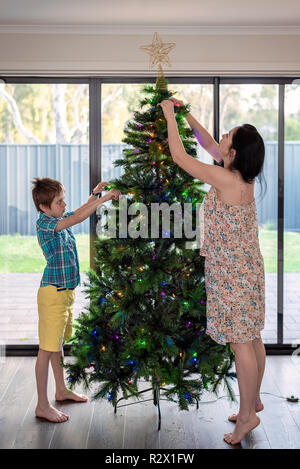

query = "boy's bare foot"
[[228, 397, 264, 423], [55, 389, 89, 402], [224, 414, 260, 445], [35, 404, 69, 423]]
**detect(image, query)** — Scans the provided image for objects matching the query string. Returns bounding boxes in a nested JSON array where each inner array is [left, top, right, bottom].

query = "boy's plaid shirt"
[[36, 211, 80, 289]]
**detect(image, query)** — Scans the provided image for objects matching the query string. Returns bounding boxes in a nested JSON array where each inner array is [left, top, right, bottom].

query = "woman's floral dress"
[[199, 185, 265, 345]]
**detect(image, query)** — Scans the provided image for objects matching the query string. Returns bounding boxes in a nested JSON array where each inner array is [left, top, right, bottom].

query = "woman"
[[159, 98, 266, 446]]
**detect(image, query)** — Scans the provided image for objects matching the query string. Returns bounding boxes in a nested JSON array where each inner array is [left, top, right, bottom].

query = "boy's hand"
[[93, 181, 109, 194], [106, 189, 121, 201]]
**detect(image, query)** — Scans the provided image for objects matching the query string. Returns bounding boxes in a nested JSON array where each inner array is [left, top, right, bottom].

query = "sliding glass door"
[[220, 83, 279, 344], [0, 80, 90, 345], [283, 83, 300, 344]]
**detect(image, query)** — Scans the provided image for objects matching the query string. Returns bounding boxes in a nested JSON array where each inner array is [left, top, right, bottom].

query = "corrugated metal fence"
[[0, 142, 299, 235]]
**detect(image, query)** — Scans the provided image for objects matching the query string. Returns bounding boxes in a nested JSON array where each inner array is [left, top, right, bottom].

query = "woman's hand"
[[158, 100, 176, 121], [170, 97, 184, 107]]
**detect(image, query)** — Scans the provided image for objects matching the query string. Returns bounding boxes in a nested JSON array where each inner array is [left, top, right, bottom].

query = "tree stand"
[[114, 386, 199, 431]]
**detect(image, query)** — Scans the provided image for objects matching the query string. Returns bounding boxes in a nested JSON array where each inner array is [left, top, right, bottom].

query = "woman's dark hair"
[[229, 124, 267, 202]]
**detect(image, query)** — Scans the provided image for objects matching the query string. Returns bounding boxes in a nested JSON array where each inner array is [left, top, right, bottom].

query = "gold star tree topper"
[[140, 32, 176, 70]]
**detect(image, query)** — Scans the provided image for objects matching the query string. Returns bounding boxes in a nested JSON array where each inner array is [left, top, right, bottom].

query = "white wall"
[[1, 31, 299, 76]]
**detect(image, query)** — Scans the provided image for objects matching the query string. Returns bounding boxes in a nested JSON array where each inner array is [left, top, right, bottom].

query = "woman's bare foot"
[[35, 404, 69, 423], [224, 414, 260, 445], [228, 397, 264, 423], [55, 388, 89, 402]]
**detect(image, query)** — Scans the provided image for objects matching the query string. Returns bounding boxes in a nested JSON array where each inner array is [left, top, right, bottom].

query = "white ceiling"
[[0, 0, 299, 26]]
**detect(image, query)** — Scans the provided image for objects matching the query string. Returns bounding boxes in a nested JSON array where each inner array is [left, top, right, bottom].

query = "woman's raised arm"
[[170, 98, 223, 164]]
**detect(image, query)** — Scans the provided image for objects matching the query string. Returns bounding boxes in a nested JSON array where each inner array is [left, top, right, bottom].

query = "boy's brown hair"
[[32, 177, 64, 213]]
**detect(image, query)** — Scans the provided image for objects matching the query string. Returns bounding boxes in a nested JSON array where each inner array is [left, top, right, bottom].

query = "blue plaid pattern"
[[36, 211, 80, 289]]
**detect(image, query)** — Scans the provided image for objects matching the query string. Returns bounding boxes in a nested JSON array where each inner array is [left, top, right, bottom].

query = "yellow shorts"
[[37, 285, 75, 352]]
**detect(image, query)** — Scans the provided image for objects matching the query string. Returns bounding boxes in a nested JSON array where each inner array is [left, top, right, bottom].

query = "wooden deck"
[[0, 355, 300, 449]]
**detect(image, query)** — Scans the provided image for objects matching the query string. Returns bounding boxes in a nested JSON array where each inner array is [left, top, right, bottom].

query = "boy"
[[32, 177, 121, 423]]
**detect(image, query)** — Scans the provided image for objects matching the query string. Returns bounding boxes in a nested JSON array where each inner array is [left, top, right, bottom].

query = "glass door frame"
[[2, 75, 299, 355]]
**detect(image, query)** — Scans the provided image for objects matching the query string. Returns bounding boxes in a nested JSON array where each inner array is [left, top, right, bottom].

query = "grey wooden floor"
[[1, 355, 300, 449]]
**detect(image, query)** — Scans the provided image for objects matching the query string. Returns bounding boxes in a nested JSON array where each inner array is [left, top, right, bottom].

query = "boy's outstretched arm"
[[54, 189, 120, 232]]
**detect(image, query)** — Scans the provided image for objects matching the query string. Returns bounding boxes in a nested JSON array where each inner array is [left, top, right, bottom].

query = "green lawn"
[[0, 230, 300, 273], [0, 233, 90, 273]]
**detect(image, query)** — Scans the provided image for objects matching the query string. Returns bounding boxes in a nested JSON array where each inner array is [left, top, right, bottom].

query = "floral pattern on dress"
[[199, 186, 265, 345]]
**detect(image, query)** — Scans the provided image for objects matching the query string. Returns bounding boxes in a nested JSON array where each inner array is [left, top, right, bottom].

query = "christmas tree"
[[64, 35, 236, 417]]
